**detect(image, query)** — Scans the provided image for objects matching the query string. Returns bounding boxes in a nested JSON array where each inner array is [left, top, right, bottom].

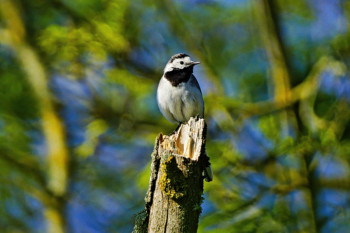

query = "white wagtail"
[[157, 53, 213, 182]]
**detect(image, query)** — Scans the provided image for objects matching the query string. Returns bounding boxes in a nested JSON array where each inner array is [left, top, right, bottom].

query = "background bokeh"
[[1, 0, 350, 232]]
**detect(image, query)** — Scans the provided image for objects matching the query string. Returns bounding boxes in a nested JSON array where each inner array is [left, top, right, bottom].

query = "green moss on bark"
[[159, 156, 188, 200]]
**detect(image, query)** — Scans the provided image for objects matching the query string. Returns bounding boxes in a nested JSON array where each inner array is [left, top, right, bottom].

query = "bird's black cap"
[[169, 53, 189, 63]]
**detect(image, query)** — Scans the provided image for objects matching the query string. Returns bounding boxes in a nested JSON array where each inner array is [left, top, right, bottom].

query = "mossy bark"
[[134, 117, 209, 233]]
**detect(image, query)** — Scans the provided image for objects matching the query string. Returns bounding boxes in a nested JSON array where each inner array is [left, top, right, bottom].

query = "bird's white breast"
[[157, 76, 204, 123]]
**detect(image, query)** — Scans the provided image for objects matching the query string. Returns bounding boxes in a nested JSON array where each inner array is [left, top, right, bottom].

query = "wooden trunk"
[[134, 117, 210, 233]]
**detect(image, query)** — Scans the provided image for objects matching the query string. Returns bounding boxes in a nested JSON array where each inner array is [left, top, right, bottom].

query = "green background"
[[0, 0, 350, 232]]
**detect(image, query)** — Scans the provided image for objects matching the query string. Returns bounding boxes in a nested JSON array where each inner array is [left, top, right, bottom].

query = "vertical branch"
[[253, 0, 293, 136], [254, 1, 318, 232], [0, 1, 69, 233], [301, 151, 319, 233], [15, 46, 69, 197], [254, 0, 291, 103]]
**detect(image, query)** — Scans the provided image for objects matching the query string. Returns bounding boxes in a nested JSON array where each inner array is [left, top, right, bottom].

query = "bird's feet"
[[170, 123, 182, 135]]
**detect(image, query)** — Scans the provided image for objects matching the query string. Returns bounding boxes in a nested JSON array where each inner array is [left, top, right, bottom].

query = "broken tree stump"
[[133, 117, 211, 233]]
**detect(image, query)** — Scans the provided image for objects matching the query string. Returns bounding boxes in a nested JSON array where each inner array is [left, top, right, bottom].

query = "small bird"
[[157, 53, 204, 124], [157, 53, 213, 182]]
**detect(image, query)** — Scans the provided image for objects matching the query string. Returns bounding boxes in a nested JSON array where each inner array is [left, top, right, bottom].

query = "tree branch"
[[0, 1, 70, 232]]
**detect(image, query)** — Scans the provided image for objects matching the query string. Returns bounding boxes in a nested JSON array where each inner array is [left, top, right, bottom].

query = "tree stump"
[[133, 117, 211, 233]]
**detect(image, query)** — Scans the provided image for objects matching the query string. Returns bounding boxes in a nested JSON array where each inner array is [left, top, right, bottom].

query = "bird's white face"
[[164, 56, 194, 73]]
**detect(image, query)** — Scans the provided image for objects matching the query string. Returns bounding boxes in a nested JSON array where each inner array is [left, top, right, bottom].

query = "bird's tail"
[[203, 149, 213, 182]]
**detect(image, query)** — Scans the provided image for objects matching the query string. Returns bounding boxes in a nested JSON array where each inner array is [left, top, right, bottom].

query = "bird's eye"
[[180, 61, 184, 65]]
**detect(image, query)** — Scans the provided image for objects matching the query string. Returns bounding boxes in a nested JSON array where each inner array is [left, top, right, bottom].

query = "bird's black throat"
[[164, 66, 193, 86]]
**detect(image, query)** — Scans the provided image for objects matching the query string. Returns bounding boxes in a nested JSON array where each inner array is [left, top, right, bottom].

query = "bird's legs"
[[170, 123, 182, 135]]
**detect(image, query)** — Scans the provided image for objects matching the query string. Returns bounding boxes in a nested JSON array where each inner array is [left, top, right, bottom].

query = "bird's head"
[[164, 53, 200, 73]]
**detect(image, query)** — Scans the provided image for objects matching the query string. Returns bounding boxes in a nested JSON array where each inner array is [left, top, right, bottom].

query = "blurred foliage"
[[1, 0, 350, 232]]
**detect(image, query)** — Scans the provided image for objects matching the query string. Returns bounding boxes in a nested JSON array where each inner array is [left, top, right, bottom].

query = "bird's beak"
[[188, 61, 200, 66]]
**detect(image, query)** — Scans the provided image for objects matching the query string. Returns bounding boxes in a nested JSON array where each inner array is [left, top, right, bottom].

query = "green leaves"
[[1, 0, 350, 232], [76, 119, 108, 157]]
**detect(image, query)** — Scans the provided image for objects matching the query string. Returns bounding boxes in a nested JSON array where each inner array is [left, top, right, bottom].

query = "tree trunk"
[[134, 117, 210, 233]]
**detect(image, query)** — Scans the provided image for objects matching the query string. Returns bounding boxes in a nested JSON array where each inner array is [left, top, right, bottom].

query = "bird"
[[157, 53, 213, 182], [157, 53, 204, 124]]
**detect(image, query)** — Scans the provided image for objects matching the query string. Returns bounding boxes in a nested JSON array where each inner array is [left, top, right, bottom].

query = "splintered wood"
[[159, 117, 206, 161]]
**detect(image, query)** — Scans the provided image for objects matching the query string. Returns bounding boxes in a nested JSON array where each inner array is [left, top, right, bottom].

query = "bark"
[[134, 117, 210, 233]]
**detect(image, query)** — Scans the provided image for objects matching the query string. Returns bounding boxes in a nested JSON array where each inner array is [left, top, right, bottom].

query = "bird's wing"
[[190, 74, 202, 94], [189, 75, 204, 117]]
